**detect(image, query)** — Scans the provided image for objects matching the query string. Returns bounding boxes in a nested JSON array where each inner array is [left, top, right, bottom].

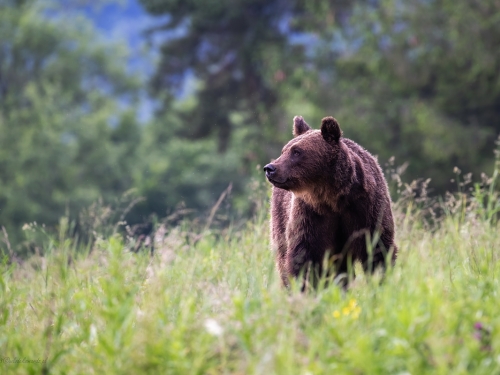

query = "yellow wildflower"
[[333, 310, 341, 318]]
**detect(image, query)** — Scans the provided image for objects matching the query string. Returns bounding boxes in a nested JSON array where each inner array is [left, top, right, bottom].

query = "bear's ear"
[[321, 116, 342, 144], [293, 116, 311, 137]]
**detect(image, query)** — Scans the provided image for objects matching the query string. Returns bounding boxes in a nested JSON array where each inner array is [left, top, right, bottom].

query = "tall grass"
[[1, 148, 500, 374]]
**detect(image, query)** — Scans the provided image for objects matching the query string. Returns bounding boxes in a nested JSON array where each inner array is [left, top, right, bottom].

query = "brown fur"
[[264, 116, 397, 288]]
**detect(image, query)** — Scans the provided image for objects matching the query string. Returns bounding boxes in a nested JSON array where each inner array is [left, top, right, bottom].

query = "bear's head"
[[264, 116, 343, 193]]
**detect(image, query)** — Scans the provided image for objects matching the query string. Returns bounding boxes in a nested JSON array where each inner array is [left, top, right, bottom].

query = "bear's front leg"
[[284, 198, 335, 289], [285, 198, 315, 283], [274, 241, 290, 287]]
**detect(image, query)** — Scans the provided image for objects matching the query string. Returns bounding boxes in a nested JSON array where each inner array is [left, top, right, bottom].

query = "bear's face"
[[264, 116, 342, 193]]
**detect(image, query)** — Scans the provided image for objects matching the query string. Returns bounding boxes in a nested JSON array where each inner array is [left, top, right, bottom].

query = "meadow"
[[1, 162, 500, 375]]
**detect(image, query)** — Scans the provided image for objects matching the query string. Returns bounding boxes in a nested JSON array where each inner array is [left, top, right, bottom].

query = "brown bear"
[[264, 115, 397, 288]]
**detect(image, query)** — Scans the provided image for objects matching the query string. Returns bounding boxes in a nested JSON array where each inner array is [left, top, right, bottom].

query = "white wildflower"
[[204, 318, 223, 336], [89, 324, 98, 344]]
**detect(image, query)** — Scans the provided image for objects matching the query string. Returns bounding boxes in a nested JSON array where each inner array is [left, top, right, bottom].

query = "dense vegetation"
[[1, 151, 500, 374]]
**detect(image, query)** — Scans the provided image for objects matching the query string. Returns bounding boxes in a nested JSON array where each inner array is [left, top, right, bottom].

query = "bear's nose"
[[263, 163, 276, 177]]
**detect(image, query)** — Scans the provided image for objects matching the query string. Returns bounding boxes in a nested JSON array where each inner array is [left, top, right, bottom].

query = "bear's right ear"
[[293, 116, 311, 137], [321, 116, 342, 144]]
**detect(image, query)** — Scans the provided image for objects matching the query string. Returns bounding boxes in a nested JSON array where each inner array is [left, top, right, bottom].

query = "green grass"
[[1, 187, 500, 374]]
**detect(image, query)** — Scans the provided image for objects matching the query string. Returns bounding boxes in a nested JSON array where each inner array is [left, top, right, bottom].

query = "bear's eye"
[[293, 149, 301, 157]]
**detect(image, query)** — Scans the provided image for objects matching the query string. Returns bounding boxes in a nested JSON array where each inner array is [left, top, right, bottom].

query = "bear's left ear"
[[293, 116, 311, 137], [321, 116, 342, 144]]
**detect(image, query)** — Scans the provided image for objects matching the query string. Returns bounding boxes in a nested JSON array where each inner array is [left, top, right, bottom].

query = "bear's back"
[[341, 137, 389, 196]]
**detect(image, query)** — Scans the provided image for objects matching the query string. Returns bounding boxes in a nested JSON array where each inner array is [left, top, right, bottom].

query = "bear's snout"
[[263, 163, 276, 178]]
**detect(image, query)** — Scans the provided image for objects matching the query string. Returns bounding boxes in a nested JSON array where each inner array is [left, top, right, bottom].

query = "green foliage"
[[140, 0, 328, 152], [134, 98, 270, 218], [2, 172, 500, 374], [0, 0, 142, 244]]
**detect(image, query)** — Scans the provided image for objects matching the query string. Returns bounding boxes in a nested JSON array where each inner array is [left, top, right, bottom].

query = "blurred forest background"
[[1, 0, 499, 250]]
